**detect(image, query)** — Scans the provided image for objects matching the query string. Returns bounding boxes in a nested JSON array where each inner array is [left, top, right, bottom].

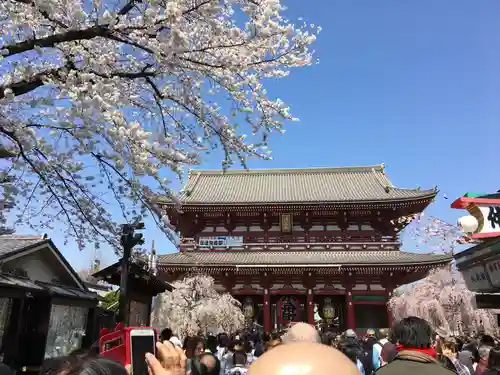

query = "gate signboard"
[[198, 236, 244, 248]]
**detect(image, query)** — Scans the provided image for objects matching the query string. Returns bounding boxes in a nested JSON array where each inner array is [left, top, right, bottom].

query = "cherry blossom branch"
[[0, 64, 157, 100], [92, 153, 176, 240], [6, 131, 80, 239], [0, 68, 62, 99], [33, 148, 117, 243], [0, 0, 318, 249], [4, 26, 110, 57]]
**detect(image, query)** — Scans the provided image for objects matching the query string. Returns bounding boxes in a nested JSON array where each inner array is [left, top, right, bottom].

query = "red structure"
[[156, 165, 451, 332]]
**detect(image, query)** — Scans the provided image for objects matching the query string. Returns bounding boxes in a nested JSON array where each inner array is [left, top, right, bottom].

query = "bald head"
[[248, 342, 360, 375], [195, 353, 220, 375], [282, 323, 320, 344], [200, 354, 217, 368]]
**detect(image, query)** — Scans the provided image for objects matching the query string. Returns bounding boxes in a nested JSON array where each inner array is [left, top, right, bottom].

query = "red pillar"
[[307, 289, 314, 325], [346, 291, 355, 330], [264, 289, 271, 332]]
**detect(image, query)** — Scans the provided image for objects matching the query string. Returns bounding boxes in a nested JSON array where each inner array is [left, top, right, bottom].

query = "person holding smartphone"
[[125, 340, 186, 375], [143, 341, 187, 375]]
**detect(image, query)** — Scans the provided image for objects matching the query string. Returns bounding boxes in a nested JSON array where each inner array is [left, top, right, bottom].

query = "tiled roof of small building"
[[158, 250, 451, 267], [170, 165, 437, 205], [0, 235, 47, 259]]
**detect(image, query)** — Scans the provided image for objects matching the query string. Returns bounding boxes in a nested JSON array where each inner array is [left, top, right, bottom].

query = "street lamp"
[[118, 222, 145, 325]]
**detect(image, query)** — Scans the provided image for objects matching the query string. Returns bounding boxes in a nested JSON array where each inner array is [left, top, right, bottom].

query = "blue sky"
[[13, 0, 500, 270]]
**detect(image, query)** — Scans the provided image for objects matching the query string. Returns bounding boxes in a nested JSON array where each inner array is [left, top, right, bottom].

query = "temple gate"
[[155, 165, 451, 332]]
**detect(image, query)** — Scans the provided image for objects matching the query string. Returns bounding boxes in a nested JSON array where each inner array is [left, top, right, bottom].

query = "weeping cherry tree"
[[151, 274, 244, 337], [389, 266, 498, 336], [390, 214, 497, 336]]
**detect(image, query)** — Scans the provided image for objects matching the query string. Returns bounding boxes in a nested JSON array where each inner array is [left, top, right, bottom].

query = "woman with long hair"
[[184, 336, 205, 375]]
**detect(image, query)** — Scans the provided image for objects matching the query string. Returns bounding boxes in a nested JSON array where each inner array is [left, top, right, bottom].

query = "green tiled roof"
[[158, 250, 451, 267], [172, 164, 436, 205]]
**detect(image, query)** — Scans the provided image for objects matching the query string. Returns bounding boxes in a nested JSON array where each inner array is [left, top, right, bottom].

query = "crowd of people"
[[21, 316, 500, 375]]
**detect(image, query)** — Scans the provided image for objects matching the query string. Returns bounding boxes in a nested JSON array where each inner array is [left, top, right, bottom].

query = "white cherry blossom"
[[0, 0, 317, 250]]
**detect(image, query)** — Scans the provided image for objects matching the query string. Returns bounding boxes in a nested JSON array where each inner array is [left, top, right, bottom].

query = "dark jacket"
[[375, 350, 457, 375]]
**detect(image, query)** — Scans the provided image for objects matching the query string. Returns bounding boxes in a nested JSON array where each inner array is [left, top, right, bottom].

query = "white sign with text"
[[198, 236, 244, 248], [472, 206, 500, 237], [485, 258, 500, 288], [462, 264, 493, 292]]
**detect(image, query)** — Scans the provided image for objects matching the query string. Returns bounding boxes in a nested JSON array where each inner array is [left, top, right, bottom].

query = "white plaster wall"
[[6, 252, 59, 283]]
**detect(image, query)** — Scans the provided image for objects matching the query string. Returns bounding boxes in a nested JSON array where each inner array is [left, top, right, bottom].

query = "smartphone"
[[130, 328, 156, 375]]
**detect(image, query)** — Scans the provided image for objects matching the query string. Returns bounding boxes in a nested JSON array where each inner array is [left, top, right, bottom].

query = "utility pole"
[[117, 222, 145, 325]]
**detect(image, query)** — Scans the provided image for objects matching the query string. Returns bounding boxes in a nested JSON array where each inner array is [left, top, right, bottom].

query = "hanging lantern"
[[322, 298, 335, 323], [243, 297, 254, 319]]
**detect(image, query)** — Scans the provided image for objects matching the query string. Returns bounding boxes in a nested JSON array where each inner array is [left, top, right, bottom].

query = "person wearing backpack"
[[359, 335, 377, 375], [368, 329, 386, 371], [338, 336, 366, 374]]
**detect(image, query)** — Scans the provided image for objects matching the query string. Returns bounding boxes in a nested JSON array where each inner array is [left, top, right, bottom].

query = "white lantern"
[[458, 215, 479, 234]]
